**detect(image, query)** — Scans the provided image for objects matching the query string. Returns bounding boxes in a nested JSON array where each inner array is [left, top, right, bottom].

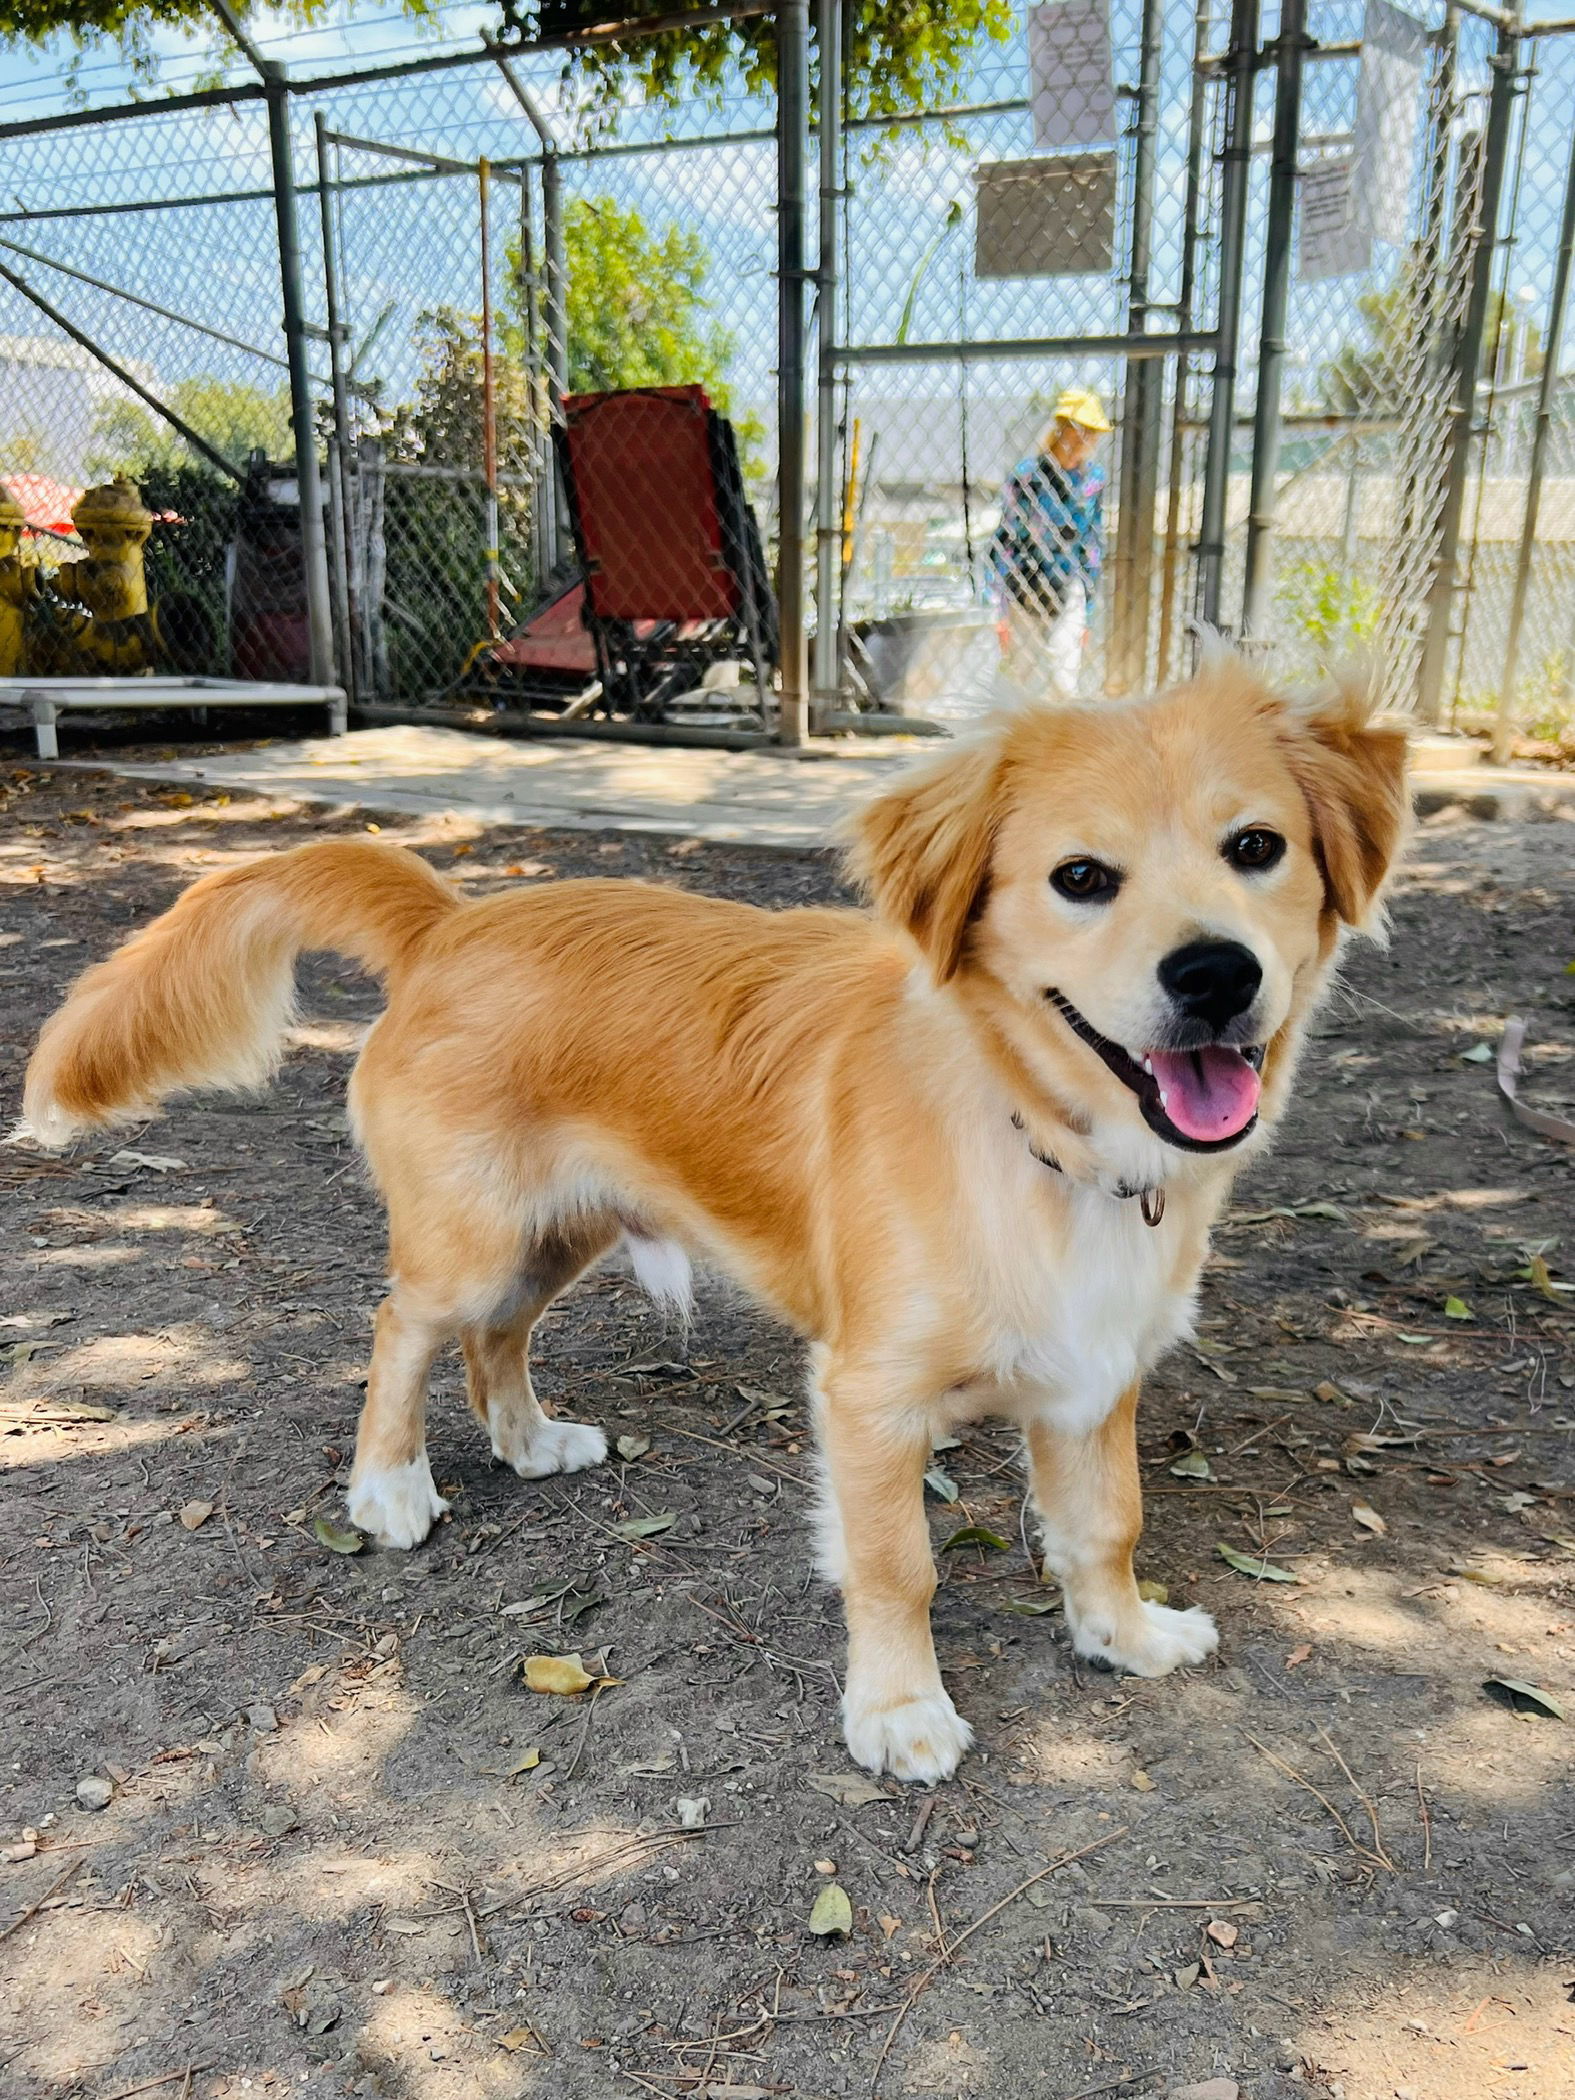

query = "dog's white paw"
[[842, 1686, 973, 1784], [346, 1455, 449, 1549], [1069, 1597, 1218, 1677], [496, 1416, 607, 1479]]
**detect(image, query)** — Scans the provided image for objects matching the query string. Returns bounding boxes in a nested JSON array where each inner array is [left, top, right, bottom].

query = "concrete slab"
[[54, 724, 921, 852], [45, 722, 1575, 851]]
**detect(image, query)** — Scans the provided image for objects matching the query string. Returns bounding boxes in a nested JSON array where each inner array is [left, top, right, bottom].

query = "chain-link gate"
[[4, 0, 1575, 755]]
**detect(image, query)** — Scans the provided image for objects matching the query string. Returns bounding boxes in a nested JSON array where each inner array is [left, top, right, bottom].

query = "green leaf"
[[1443, 1296, 1474, 1321], [924, 1469, 959, 1503], [1483, 1677, 1566, 1720], [1460, 1041, 1494, 1063], [806, 1883, 854, 1937], [1215, 1543, 1300, 1583], [1136, 1579, 1169, 1604], [611, 1511, 676, 1540], [940, 1525, 1011, 1552], [311, 1517, 365, 1555], [1169, 1450, 1214, 1480]]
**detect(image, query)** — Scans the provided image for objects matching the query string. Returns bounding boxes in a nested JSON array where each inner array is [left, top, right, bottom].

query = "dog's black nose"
[[1158, 940, 1263, 1031]]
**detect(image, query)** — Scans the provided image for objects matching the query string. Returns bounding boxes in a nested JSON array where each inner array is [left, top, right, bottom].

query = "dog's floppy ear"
[[847, 736, 1004, 981], [1282, 673, 1410, 930]]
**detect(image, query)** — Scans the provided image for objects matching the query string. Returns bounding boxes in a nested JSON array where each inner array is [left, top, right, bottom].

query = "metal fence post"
[[1415, 12, 1521, 726], [1110, 0, 1166, 694], [488, 45, 567, 576], [1196, 0, 1259, 636], [1240, 0, 1308, 636], [1157, 0, 1215, 685], [776, 0, 811, 747], [313, 112, 357, 704], [264, 74, 337, 688], [810, 0, 843, 732], [1495, 83, 1575, 757]]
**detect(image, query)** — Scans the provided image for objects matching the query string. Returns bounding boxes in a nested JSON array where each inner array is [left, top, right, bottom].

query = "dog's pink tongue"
[[1148, 1047, 1260, 1142]]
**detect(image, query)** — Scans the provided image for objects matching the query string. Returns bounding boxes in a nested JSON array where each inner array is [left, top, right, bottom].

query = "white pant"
[[1002, 581, 1086, 701]]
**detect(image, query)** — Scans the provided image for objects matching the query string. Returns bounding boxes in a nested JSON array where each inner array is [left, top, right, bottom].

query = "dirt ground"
[[1, 749, 1573, 2100]]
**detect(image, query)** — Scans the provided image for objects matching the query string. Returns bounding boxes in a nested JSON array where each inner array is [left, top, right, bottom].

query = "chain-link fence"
[[3, 0, 1575, 752]]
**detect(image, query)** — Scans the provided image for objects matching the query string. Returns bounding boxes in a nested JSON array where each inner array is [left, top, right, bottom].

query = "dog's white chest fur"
[[968, 1168, 1197, 1434]]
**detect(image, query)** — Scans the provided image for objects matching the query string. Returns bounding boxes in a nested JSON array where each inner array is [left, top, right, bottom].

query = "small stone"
[[247, 1704, 278, 1733], [675, 1797, 709, 1830], [75, 1776, 114, 1812], [3, 1840, 38, 1862], [258, 1805, 298, 1838], [1169, 2083, 1240, 2100], [1434, 1909, 1458, 1929], [1071, 1905, 1114, 1940], [813, 1857, 837, 1874], [371, 1979, 391, 1996]]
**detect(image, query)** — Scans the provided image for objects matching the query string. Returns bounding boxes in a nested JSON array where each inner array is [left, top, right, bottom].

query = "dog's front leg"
[[1026, 1383, 1218, 1676], [816, 1368, 973, 1784]]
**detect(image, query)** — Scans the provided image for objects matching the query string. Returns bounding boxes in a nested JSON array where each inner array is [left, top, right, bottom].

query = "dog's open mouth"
[[1047, 991, 1263, 1152]]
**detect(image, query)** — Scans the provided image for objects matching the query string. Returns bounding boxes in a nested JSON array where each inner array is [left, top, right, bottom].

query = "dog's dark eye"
[[1051, 858, 1119, 902], [1225, 829, 1285, 872]]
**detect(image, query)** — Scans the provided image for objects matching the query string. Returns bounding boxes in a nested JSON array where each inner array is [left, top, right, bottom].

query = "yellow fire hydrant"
[[0, 482, 36, 678], [51, 477, 155, 672]]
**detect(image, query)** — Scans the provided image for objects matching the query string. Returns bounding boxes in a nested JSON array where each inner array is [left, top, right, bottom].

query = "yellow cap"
[[1052, 387, 1112, 433]]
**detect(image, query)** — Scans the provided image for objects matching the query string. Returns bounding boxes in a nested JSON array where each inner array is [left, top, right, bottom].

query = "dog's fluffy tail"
[[22, 840, 457, 1148]]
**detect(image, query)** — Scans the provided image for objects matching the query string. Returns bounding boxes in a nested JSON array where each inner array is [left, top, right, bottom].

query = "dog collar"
[[1010, 1113, 1166, 1228]]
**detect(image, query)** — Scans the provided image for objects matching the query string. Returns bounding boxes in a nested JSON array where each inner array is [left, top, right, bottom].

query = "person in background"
[[987, 387, 1110, 699]]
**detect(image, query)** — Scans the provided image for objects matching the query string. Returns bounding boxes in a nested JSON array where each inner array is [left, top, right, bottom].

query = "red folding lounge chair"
[[554, 384, 778, 721]]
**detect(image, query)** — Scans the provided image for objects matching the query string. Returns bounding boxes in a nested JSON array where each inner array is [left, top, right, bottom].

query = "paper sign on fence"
[[1352, 0, 1427, 246], [1028, 0, 1117, 150], [974, 153, 1117, 278], [1298, 157, 1373, 281]]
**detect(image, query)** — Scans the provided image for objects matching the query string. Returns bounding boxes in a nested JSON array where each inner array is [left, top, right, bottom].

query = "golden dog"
[[22, 662, 1407, 1781]]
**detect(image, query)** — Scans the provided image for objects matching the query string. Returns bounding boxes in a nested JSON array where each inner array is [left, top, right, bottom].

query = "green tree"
[[366, 306, 539, 691], [86, 376, 293, 477], [1320, 267, 1543, 414], [506, 196, 763, 462], [0, 0, 1010, 126]]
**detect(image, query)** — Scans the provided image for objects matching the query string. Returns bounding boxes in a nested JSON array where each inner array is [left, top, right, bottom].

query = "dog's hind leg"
[[1025, 1383, 1218, 1676], [462, 1226, 614, 1479]]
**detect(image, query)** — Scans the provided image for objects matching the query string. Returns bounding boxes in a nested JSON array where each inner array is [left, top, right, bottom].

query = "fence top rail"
[[318, 127, 528, 184], [0, 0, 778, 143]]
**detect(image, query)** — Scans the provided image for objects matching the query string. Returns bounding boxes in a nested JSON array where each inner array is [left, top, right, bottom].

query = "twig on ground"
[[0, 1857, 83, 1945], [926, 1865, 950, 1964], [1315, 1724, 1395, 1871], [1416, 1762, 1433, 1873], [1245, 1734, 1389, 1872], [902, 1796, 938, 1856], [99, 2068, 212, 2100], [870, 1827, 1128, 2092]]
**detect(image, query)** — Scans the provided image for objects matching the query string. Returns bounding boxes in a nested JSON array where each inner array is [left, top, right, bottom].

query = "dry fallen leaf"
[[1285, 1643, 1313, 1669], [311, 1516, 366, 1555], [178, 1500, 215, 1531], [1130, 1768, 1156, 1792], [615, 1433, 651, 1461], [1351, 1502, 1388, 1537], [1136, 1579, 1170, 1604], [805, 1772, 886, 1807], [523, 1654, 595, 1695], [806, 1883, 854, 1937], [1216, 1543, 1300, 1583], [878, 1913, 902, 1939]]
